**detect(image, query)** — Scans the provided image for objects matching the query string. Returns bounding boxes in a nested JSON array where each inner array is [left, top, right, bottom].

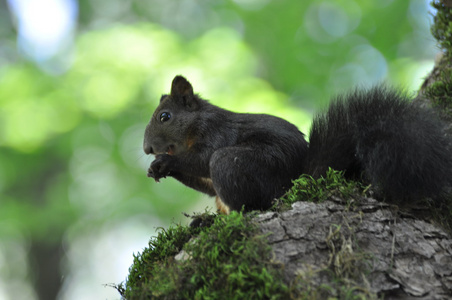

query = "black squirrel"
[[143, 75, 452, 214]]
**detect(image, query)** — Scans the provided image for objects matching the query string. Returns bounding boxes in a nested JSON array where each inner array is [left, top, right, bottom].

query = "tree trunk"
[[256, 197, 452, 298], [29, 240, 64, 300]]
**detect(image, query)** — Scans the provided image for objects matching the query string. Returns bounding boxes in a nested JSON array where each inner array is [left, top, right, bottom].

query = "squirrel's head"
[[143, 75, 202, 156]]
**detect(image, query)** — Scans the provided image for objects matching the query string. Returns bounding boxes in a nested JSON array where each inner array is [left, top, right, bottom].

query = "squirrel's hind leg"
[[210, 147, 289, 212], [215, 196, 230, 214]]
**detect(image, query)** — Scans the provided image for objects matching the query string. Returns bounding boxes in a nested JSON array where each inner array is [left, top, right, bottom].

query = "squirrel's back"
[[307, 86, 452, 201]]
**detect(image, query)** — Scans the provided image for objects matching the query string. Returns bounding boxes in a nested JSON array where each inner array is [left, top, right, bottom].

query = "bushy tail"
[[306, 86, 452, 201]]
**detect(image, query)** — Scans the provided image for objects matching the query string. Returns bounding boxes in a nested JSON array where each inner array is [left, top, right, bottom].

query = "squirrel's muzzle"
[[144, 145, 154, 155], [143, 138, 174, 155]]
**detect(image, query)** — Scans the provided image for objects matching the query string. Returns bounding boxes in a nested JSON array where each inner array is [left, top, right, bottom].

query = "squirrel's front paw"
[[148, 154, 173, 182]]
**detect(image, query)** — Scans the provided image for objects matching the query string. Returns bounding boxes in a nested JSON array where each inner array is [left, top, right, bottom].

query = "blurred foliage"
[[73, 0, 435, 105], [0, 0, 438, 298]]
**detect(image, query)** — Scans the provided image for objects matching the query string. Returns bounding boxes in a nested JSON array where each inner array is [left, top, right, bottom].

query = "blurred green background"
[[0, 0, 437, 299]]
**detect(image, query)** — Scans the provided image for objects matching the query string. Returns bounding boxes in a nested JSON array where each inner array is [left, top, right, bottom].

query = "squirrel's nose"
[[143, 144, 154, 155]]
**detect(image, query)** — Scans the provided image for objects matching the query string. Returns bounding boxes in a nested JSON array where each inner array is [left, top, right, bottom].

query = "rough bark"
[[255, 198, 452, 299]]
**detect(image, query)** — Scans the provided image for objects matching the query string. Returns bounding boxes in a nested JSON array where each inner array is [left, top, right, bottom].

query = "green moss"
[[280, 168, 368, 208], [115, 222, 199, 298], [431, 1, 452, 56], [425, 66, 452, 109], [117, 211, 290, 299], [425, 1, 452, 109]]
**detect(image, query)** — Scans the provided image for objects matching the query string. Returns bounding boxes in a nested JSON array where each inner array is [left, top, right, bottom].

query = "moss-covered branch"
[[117, 212, 291, 299]]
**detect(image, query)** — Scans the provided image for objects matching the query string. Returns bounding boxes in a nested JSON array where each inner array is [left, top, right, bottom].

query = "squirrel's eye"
[[160, 112, 171, 123]]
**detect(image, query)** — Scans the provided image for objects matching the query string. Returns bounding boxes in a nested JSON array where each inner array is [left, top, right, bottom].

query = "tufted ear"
[[171, 75, 193, 96], [170, 75, 198, 109]]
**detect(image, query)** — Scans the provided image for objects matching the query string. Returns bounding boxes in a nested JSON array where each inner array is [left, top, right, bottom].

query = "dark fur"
[[144, 76, 307, 211], [307, 87, 452, 201], [144, 76, 452, 211]]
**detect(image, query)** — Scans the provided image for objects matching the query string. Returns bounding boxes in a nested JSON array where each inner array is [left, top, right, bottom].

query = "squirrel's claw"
[[148, 155, 172, 182], [147, 169, 153, 178], [147, 168, 161, 182]]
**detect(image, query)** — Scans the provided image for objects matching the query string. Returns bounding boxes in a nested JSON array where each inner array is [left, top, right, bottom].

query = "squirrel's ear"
[[170, 75, 198, 109], [171, 76, 194, 98]]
